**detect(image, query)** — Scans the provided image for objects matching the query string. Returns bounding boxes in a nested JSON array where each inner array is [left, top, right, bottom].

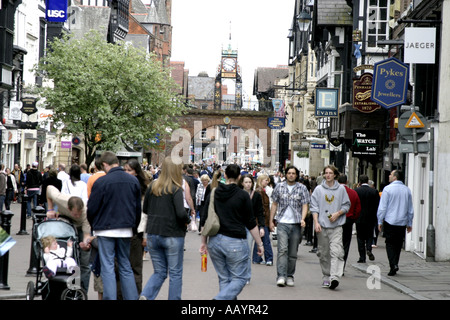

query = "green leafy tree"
[[34, 30, 184, 167]]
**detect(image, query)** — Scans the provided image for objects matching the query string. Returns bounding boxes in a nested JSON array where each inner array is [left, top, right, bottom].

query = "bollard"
[[16, 194, 29, 235], [0, 210, 14, 290], [26, 206, 46, 276]]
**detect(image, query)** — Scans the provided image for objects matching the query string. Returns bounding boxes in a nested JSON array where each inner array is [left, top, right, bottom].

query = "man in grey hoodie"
[[310, 165, 350, 290]]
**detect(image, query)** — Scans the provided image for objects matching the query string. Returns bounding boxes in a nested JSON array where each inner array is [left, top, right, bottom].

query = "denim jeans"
[[141, 234, 185, 300], [0, 195, 5, 212], [97, 236, 138, 300], [26, 190, 39, 217], [208, 234, 249, 300], [276, 223, 302, 280], [252, 226, 274, 263]]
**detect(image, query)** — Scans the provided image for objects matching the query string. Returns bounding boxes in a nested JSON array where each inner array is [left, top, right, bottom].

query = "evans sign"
[[46, 0, 68, 22]]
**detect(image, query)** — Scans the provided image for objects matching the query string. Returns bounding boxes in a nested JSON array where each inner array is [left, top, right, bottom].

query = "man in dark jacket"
[[355, 174, 380, 263], [25, 162, 42, 218], [87, 151, 141, 300]]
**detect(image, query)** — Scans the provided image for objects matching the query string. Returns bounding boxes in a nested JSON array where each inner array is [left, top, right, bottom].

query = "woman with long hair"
[[123, 159, 150, 295], [61, 164, 88, 202], [253, 174, 274, 266], [238, 174, 265, 283], [139, 157, 190, 300]]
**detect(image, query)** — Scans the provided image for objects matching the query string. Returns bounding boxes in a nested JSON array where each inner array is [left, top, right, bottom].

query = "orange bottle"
[[201, 254, 207, 272]]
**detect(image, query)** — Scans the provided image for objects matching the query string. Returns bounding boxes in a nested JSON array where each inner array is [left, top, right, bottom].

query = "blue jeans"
[[276, 223, 302, 280], [26, 190, 39, 217], [252, 226, 274, 263], [141, 234, 185, 300], [0, 195, 5, 212], [208, 234, 249, 300], [97, 236, 138, 300]]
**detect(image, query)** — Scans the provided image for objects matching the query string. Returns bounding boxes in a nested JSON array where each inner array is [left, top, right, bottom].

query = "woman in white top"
[[61, 164, 88, 203]]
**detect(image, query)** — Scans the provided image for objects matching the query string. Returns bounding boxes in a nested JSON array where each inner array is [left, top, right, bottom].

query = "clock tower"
[[214, 44, 243, 109]]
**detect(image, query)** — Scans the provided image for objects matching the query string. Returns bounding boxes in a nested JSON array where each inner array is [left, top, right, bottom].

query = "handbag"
[[201, 188, 220, 237]]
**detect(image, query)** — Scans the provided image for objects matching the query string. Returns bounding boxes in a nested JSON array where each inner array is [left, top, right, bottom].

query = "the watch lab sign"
[[352, 130, 379, 156]]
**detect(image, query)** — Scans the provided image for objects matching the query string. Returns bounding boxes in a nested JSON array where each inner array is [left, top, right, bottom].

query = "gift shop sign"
[[371, 57, 409, 110], [353, 73, 380, 113]]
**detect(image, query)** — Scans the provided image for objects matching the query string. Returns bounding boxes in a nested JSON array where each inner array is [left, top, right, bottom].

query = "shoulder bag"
[[201, 188, 220, 237]]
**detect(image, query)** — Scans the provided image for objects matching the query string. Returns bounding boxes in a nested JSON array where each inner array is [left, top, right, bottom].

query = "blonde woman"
[[140, 157, 191, 300], [195, 174, 211, 232], [253, 174, 274, 266]]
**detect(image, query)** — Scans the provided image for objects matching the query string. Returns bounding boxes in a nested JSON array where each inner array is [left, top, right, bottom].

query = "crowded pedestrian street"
[[1, 200, 450, 303]]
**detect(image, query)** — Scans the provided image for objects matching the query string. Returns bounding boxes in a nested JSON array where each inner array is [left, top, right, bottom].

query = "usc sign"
[[45, 0, 67, 22]]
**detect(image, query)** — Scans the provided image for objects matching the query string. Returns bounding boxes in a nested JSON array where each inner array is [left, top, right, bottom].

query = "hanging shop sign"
[[21, 97, 37, 115], [272, 99, 285, 118], [352, 130, 379, 157], [315, 88, 339, 118], [353, 73, 380, 113], [371, 57, 409, 109], [404, 27, 436, 64]]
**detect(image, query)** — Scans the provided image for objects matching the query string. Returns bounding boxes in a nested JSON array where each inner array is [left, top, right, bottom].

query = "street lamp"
[[297, 10, 312, 32], [296, 103, 302, 112]]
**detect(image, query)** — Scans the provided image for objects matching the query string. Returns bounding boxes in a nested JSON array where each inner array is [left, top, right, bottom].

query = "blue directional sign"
[[371, 57, 409, 109], [268, 117, 285, 129]]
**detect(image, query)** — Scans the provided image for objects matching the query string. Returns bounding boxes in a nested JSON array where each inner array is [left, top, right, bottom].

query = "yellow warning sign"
[[405, 112, 425, 128]]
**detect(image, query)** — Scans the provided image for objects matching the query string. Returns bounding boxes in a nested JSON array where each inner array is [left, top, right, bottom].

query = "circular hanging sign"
[[72, 137, 81, 145]]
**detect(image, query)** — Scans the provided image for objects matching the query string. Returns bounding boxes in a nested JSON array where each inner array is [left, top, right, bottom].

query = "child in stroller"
[[41, 235, 77, 279], [26, 217, 87, 300]]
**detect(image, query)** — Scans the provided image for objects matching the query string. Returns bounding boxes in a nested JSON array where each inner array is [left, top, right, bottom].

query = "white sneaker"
[[286, 277, 294, 287], [276, 277, 286, 287]]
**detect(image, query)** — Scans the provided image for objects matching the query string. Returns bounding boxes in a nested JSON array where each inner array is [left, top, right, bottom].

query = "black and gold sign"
[[21, 97, 37, 115]]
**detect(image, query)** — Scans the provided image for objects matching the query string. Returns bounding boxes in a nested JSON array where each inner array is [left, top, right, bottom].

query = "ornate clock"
[[222, 57, 236, 72]]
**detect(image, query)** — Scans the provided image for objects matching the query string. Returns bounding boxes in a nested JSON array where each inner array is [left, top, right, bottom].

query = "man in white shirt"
[[57, 163, 70, 182]]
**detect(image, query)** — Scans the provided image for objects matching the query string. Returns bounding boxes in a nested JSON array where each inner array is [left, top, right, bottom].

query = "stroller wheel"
[[26, 281, 35, 300], [60, 287, 88, 300]]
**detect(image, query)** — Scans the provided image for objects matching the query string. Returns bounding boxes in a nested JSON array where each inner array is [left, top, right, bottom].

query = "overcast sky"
[[169, 0, 295, 100]]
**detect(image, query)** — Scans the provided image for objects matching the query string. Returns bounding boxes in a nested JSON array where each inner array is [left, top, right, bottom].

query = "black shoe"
[[367, 251, 375, 261], [388, 269, 397, 276], [329, 279, 339, 290], [309, 248, 317, 253], [357, 259, 366, 263]]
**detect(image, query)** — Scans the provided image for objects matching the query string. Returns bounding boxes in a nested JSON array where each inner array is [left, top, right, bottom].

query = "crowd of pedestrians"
[[7, 152, 414, 300]]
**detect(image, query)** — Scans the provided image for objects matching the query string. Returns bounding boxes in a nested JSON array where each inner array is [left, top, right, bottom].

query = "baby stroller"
[[26, 214, 87, 300]]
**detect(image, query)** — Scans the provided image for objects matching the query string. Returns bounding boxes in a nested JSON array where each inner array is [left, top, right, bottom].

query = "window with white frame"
[[367, 0, 388, 48]]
